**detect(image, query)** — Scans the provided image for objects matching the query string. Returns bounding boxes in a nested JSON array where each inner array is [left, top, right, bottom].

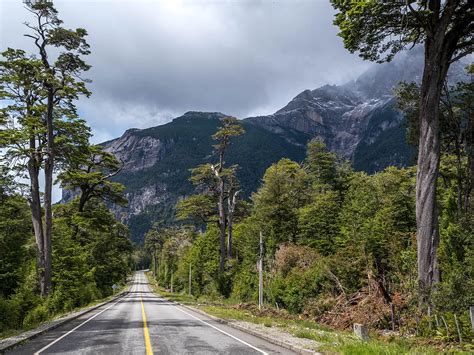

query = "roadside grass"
[[145, 273, 470, 355]]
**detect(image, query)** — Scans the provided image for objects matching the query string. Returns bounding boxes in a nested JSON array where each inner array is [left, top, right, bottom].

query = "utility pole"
[[171, 271, 174, 293], [259, 231, 264, 310], [153, 248, 157, 278], [189, 263, 192, 296]]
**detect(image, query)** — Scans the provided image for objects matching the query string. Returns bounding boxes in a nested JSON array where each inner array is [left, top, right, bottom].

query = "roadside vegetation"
[[144, 67, 474, 352], [0, 3, 132, 337], [147, 273, 470, 354]]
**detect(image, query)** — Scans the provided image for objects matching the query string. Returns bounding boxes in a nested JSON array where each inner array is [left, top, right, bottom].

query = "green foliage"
[[0, 190, 31, 298], [176, 194, 217, 225], [53, 200, 132, 304], [330, 1, 430, 63], [252, 158, 310, 253], [305, 139, 337, 188], [59, 144, 127, 212], [298, 191, 340, 255]]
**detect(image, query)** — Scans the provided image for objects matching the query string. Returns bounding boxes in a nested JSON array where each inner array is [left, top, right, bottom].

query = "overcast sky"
[[1, 0, 372, 144]]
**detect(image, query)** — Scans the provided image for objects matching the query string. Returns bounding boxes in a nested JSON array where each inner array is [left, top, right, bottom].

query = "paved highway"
[[8, 271, 295, 354]]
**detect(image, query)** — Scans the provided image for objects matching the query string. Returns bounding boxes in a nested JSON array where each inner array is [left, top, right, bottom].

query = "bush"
[[0, 298, 20, 332]]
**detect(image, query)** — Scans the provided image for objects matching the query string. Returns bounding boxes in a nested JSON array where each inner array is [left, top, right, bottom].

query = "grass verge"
[[145, 272, 471, 355]]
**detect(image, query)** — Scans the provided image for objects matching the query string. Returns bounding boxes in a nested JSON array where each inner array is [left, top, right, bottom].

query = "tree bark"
[[28, 153, 47, 296], [42, 87, 55, 296], [227, 189, 239, 258], [217, 178, 226, 274], [416, 33, 451, 306]]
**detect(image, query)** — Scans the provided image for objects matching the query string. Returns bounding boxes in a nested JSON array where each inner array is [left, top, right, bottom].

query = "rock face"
[[104, 130, 168, 172], [246, 48, 469, 171], [64, 49, 470, 244]]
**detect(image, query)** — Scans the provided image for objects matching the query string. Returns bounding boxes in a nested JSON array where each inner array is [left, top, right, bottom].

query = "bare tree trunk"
[[416, 35, 450, 307], [218, 178, 226, 274], [467, 73, 474, 211], [28, 155, 47, 296], [227, 190, 239, 258], [227, 211, 233, 259], [42, 88, 55, 297]]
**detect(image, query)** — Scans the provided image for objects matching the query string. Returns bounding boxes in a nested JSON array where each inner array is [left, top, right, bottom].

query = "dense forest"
[[145, 68, 474, 341], [0, 3, 132, 335]]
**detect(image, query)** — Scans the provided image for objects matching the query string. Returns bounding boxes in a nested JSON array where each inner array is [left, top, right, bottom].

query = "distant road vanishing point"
[[8, 271, 294, 354]]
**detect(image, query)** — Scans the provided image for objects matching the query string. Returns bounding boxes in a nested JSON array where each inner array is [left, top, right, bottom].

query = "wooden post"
[[258, 232, 263, 310], [171, 271, 174, 293], [189, 264, 192, 296]]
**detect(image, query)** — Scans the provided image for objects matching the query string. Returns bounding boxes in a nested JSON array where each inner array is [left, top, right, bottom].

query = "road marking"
[[169, 302, 268, 355], [33, 296, 127, 355], [140, 295, 153, 355], [33, 277, 136, 355]]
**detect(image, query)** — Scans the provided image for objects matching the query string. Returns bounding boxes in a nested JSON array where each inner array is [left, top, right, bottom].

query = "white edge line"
[[168, 301, 268, 355], [33, 281, 135, 355]]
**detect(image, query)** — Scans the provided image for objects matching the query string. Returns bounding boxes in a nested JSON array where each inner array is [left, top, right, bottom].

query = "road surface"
[[8, 271, 295, 354]]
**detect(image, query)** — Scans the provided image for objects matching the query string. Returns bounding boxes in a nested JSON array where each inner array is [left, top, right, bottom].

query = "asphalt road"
[[8, 271, 295, 354]]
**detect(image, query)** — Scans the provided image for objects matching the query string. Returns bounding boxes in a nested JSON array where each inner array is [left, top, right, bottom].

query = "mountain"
[[66, 49, 470, 244], [101, 112, 308, 242]]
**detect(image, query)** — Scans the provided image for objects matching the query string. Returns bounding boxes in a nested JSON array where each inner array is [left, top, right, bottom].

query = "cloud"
[[1, 0, 372, 142]]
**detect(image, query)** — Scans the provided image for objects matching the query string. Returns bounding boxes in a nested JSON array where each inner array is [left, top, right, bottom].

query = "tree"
[[0, 50, 45, 295], [331, 0, 474, 307], [176, 194, 217, 226], [0, 169, 31, 298], [181, 117, 244, 277], [397, 67, 474, 214], [252, 158, 310, 254], [305, 139, 337, 189], [211, 116, 244, 270], [59, 145, 126, 213], [298, 190, 340, 255], [0, 2, 91, 296]]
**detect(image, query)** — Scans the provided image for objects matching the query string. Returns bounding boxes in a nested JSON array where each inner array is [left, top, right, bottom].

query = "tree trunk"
[[218, 178, 226, 275], [153, 249, 157, 278], [28, 155, 47, 296], [227, 189, 239, 258], [416, 35, 450, 307], [227, 214, 233, 259], [42, 88, 55, 297]]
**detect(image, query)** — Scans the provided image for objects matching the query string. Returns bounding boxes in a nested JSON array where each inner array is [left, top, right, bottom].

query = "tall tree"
[[396, 66, 474, 214], [0, 49, 46, 295], [211, 116, 244, 271], [0, 2, 91, 296], [331, 0, 473, 307]]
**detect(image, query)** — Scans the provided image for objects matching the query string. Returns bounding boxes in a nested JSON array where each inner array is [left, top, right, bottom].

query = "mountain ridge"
[[65, 49, 470, 244]]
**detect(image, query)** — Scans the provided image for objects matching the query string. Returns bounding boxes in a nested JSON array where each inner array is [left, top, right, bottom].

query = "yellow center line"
[[140, 295, 153, 355]]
